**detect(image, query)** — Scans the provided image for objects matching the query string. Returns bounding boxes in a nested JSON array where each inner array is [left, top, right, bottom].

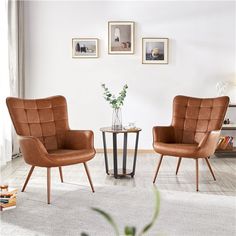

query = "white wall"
[[24, 1, 236, 149]]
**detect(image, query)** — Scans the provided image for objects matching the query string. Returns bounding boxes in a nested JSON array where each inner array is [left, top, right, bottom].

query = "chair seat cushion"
[[153, 142, 199, 158], [47, 149, 95, 166]]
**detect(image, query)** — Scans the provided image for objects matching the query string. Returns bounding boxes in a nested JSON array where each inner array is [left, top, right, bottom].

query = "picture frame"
[[108, 21, 134, 54], [72, 38, 99, 58], [142, 38, 169, 64]]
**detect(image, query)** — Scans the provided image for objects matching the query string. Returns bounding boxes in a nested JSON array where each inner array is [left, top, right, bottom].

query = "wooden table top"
[[100, 127, 142, 133]]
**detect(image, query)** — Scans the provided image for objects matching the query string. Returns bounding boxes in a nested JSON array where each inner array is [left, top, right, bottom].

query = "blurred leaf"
[[138, 189, 160, 235], [125, 226, 136, 236], [81, 233, 89, 236], [92, 207, 119, 236]]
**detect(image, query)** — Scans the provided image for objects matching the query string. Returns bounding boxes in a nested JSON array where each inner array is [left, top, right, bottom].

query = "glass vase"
[[112, 108, 122, 130]]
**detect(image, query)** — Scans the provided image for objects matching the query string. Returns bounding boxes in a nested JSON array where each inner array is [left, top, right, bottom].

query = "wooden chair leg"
[[22, 166, 35, 192], [153, 155, 164, 183], [83, 162, 95, 193], [47, 168, 51, 204], [196, 159, 199, 192], [59, 167, 63, 183], [205, 157, 216, 181], [176, 157, 182, 175]]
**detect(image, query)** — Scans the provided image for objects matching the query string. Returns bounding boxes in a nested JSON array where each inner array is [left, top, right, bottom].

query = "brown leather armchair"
[[6, 96, 96, 203], [153, 95, 229, 191]]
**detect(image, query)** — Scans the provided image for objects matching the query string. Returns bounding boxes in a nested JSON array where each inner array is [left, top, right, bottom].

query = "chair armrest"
[[18, 136, 50, 167], [64, 130, 95, 150], [153, 126, 175, 143], [197, 130, 221, 156]]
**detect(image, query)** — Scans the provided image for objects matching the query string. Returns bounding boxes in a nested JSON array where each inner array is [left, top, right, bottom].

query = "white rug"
[[0, 183, 235, 236]]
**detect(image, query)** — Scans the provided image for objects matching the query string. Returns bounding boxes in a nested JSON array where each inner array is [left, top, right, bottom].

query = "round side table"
[[100, 127, 141, 178]]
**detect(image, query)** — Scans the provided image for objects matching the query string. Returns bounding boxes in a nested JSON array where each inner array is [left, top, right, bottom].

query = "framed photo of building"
[[108, 21, 134, 54], [142, 38, 169, 64], [72, 38, 99, 58]]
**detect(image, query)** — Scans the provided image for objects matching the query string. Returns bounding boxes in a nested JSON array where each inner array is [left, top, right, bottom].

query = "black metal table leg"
[[113, 133, 118, 178], [123, 132, 128, 174], [132, 131, 140, 177], [102, 132, 109, 175], [100, 127, 141, 178]]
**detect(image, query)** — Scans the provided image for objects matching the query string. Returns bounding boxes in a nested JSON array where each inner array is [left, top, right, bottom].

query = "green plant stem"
[[92, 207, 120, 236], [138, 188, 160, 236]]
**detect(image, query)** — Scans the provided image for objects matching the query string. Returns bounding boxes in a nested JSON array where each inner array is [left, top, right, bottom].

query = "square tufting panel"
[[172, 96, 229, 144], [6, 96, 69, 151]]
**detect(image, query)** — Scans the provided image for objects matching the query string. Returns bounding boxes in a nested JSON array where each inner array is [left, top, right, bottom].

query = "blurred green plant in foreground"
[[81, 188, 160, 236]]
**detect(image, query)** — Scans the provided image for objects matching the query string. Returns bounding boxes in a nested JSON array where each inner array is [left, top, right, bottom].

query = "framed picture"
[[142, 38, 169, 64], [72, 38, 99, 58], [108, 21, 134, 54]]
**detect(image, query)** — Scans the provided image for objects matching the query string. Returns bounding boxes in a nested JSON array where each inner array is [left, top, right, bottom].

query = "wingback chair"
[[6, 96, 96, 204], [153, 95, 229, 191]]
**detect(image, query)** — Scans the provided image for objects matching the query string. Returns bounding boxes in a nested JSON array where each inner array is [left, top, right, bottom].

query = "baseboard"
[[96, 148, 155, 154]]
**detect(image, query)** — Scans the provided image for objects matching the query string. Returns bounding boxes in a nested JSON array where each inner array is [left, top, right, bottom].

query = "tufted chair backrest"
[[171, 95, 229, 144], [6, 96, 69, 151]]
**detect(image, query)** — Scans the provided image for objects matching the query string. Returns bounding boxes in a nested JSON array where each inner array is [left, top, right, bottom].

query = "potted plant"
[[101, 84, 128, 130]]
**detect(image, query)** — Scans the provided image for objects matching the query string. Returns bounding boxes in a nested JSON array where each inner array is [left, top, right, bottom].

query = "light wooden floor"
[[1, 152, 236, 196]]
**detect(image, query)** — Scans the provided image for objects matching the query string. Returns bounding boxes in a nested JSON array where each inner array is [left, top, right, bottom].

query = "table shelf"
[[215, 147, 236, 157], [229, 104, 236, 107], [222, 124, 236, 130], [216, 104, 236, 157]]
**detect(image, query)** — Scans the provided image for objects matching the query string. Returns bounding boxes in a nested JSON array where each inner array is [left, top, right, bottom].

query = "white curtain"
[[0, 0, 24, 166], [0, 0, 12, 166], [8, 0, 25, 157], [8, 0, 24, 98]]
